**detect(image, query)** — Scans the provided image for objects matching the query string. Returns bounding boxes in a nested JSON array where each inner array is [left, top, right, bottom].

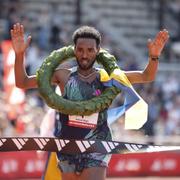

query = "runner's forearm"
[[14, 52, 37, 89], [142, 56, 159, 82]]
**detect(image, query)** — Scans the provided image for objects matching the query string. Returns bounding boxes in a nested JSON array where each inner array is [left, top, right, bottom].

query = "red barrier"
[[0, 151, 180, 179], [107, 152, 180, 177], [0, 152, 46, 179]]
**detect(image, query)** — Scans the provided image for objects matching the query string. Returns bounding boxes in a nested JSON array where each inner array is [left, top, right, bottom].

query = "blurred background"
[[0, 0, 179, 179]]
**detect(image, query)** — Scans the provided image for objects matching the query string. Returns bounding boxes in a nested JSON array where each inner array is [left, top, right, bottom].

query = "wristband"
[[150, 56, 159, 61]]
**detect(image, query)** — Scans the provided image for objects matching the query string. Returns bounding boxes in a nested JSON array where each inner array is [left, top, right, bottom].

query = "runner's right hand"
[[10, 23, 31, 54]]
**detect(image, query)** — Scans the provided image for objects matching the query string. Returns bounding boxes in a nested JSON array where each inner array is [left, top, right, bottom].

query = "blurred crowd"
[[0, 0, 180, 143]]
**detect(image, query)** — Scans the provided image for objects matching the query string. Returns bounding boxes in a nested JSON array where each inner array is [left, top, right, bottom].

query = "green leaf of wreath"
[[36, 46, 120, 115]]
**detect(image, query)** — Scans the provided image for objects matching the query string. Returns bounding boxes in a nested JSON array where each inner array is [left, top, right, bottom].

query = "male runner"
[[11, 23, 169, 180]]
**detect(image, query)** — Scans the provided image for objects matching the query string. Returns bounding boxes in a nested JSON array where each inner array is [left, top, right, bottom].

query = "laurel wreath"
[[36, 46, 120, 115]]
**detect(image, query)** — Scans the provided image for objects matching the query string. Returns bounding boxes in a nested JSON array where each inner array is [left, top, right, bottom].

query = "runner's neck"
[[77, 68, 97, 83]]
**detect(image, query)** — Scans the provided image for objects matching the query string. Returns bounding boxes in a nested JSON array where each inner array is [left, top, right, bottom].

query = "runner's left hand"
[[148, 29, 169, 58]]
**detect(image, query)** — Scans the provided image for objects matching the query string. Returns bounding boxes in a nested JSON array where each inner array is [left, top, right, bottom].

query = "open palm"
[[10, 23, 31, 54], [148, 29, 169, 58]]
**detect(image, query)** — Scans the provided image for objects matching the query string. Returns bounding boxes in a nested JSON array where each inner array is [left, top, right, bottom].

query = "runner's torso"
[[54, 68, 112, 141]]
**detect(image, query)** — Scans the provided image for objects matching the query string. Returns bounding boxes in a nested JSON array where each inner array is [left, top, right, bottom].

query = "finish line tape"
[[0, 137, 180, 154]]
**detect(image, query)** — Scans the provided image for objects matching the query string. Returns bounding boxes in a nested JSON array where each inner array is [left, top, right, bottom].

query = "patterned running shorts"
[[57, 153, 111, 174]]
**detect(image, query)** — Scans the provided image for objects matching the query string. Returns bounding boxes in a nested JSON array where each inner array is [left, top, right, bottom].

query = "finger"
[[13, 24, 17, 35], [147, 39, 153, 49], [151, 32, 160, 46], [10, 29, 15, 38], [162, 30, 169, 42], [160, 29, 169, 40], [16, 23, 21, 35], [19, 24, 25, 38], [14, 23, 21, 36], [154, 31, 162, 40], [20, 24, 24, 35]]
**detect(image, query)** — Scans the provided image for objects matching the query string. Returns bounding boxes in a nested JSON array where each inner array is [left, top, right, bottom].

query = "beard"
[[76, 58, 96, 70]]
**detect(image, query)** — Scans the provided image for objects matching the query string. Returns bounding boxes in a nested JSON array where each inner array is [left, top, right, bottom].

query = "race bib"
[[68, 113, 99, 129]]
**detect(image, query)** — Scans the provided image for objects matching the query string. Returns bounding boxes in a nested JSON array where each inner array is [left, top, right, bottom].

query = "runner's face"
[[74, 38, 99, 70]]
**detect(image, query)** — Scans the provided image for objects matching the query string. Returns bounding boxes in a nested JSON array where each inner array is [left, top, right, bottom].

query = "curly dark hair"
[[72, 26, 101, 47]]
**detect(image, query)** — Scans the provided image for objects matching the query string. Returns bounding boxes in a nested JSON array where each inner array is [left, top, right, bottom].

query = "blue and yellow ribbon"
[[100, 68, 148, 129]]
